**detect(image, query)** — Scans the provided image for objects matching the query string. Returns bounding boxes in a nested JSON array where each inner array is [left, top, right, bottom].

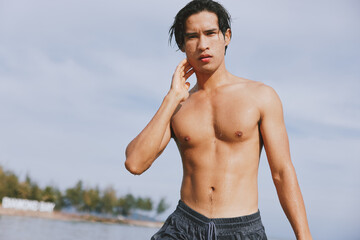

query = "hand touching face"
[[170, 58, 194, 102]]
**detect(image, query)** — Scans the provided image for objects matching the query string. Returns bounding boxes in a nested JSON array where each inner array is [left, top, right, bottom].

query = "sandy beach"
[[0, 206, 163, 228]]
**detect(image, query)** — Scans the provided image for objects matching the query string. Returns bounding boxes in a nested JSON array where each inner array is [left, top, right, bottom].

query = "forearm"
[[125, 58, 193, 174], [125, 91, 180, 174], [273, 165, 312, 240]]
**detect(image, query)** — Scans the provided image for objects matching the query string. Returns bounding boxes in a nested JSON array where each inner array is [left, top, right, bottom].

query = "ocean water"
[[0, 215, 157, 240], [0, 215, 283, 240]]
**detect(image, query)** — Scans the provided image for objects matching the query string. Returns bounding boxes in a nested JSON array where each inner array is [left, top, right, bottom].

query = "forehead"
[[185, 11, 219, 32]]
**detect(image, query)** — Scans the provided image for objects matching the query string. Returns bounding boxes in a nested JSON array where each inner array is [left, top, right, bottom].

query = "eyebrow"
[[185, 32, 197, 37], [185, 28, 219, 37], [204, 28, 218, 33]]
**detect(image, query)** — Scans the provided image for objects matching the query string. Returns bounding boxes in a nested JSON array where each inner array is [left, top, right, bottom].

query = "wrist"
[[166, 90, 183, 103], [296, 231, 312, 240], [298, 237, 312, 240]]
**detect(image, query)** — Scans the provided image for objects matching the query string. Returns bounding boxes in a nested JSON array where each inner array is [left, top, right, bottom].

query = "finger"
[[185, 82, 190, 90], [180, 59, 193, 72], [185, 59, 193, 67], [175, 58, 188, 72], [179, 58, 187, 65], [184, 61, 193, 70], [179, 63, 191, 76], [182, 59, 193, 68], [184, 68, 195, 80], [180, 59, 189, 69], [184, 65, 192, 73], [181, 65, 193, 78]]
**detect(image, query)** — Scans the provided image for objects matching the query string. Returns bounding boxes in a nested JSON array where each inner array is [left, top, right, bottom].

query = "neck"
[[195, 61, 230, 91]]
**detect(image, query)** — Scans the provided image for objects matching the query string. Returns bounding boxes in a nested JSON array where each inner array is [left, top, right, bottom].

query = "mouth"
[[199, 54, 212, 63]]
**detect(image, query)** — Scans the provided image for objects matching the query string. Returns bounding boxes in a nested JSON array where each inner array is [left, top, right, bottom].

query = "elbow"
[[125, 146, 143, 175], [271, 166, 287, 186], [124, 157, 145, 175], [272, 165, 297, 186], [125, 145, 154, 175], [272, 172, 283, 186]]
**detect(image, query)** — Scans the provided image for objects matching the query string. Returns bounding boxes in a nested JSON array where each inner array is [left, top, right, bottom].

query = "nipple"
[[184, 136, 190, 142], [235, 131, 243, 137]]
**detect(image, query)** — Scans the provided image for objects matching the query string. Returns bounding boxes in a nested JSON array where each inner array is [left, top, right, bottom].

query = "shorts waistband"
[[176, 200, 262, 230]]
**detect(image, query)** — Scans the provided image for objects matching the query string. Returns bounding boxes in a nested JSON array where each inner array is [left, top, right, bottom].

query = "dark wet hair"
[[169, 0, 232, 51]]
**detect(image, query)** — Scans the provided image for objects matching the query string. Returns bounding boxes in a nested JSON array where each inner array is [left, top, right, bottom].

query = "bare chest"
[[171, 92, 261, 146]]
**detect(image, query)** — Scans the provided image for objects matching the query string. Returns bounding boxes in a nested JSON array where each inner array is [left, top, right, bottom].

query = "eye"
[[186, 34, 198, 39]]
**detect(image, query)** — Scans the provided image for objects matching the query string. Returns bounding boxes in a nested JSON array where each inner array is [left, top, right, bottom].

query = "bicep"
[[155, 122, 172, 158], [259, 87, 292, 174]]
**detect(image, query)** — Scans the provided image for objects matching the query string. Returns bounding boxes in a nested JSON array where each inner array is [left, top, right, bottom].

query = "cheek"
[[184, 43, 195, 54], [214, 41, 226, 55], [184, 46, 197, 61], [186, 53, 197, 67]]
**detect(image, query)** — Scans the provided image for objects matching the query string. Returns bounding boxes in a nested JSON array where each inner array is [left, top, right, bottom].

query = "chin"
[[195, 63, 218, 74], [198, 68, 215, 74]]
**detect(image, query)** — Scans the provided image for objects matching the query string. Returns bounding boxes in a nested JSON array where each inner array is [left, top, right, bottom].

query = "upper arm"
[[259, 85, 292, 176], [155, 122, 172, 159]]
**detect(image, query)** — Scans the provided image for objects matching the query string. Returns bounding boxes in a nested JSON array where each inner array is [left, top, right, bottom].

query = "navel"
[[209, 187, 215, 205], [235, 131, 243, 137]]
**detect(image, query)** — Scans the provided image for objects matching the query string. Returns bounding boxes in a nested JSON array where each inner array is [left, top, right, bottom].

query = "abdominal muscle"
[[179, 140, 261, 218]]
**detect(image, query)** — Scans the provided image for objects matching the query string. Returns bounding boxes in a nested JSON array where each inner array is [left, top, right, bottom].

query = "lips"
[[199, 54, 212, 63]]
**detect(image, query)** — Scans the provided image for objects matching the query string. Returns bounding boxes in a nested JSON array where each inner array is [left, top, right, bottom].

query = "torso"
[[171, 77, 264, 218]]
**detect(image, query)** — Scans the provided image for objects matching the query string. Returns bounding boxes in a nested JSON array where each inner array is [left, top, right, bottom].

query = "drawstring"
[[207, 221, 217, 240]]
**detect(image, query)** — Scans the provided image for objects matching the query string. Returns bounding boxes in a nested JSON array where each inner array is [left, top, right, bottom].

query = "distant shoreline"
[[0, 206, 163, 228]]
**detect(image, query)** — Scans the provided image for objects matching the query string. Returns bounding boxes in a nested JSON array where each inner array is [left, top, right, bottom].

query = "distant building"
[[2, 197, 55, 212]]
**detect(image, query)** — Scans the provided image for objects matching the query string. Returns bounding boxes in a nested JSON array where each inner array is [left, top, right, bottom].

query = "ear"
[[224, 28, 231, 46]]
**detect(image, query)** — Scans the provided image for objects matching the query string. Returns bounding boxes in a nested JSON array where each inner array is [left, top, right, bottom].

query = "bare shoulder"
[[249, 80, 283, 118], [229, 76, 282, 114], [253, 81, 280, 103], [231, 76, 278, 98]]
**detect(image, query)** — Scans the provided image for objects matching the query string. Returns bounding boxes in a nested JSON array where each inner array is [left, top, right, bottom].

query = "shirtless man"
[[125, 0, 312, 239]]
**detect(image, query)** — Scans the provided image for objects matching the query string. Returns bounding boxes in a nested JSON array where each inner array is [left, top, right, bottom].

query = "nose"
[[198, 35, 209, 51]]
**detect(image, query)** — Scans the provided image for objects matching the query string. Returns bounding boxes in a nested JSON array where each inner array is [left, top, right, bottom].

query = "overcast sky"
[[0, 0, 359, 239]]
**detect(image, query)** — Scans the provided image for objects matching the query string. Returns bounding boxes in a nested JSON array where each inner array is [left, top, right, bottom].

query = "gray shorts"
[[151, 200, 267, 240]]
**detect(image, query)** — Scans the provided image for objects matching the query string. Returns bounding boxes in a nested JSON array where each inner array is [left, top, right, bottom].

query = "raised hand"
[[170, 58, 194, 102]]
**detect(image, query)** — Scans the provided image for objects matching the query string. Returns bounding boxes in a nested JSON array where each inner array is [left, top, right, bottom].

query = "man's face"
[[183, 11, 230, 74]]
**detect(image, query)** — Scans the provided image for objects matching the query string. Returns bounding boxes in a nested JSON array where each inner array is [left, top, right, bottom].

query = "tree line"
[[0, 165, 169, 216]]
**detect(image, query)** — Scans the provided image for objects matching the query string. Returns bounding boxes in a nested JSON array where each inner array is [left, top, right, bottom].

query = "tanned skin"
[[125, 11, 312, 240]]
